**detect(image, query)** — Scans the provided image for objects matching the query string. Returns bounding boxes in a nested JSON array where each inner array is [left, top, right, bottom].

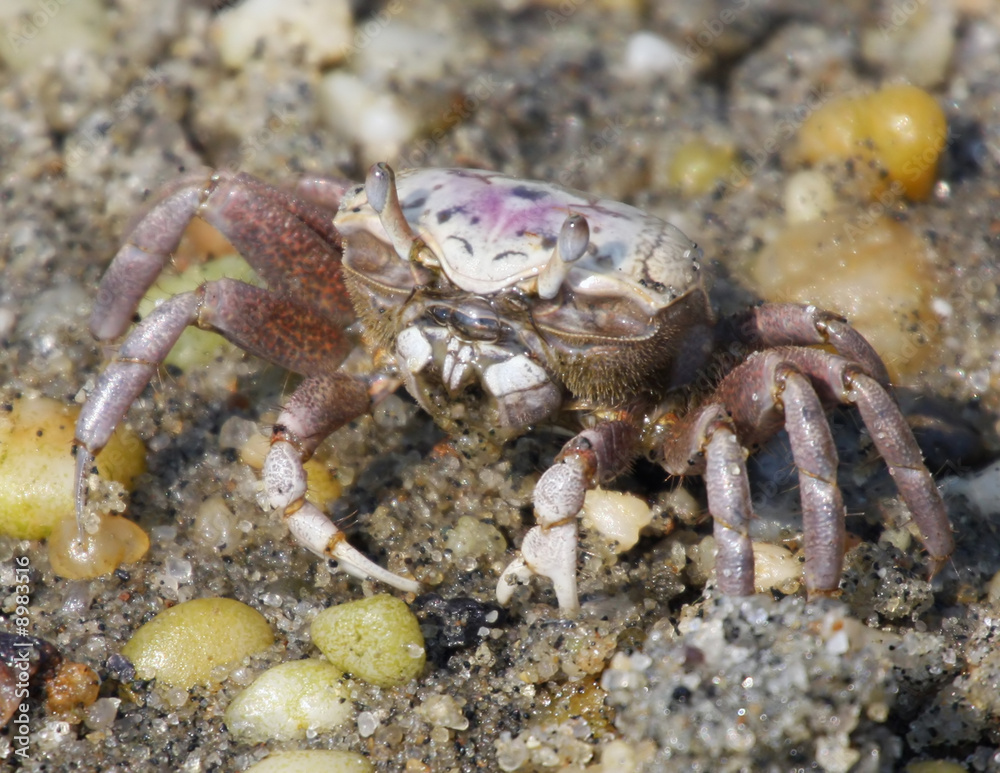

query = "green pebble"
[[121, 597, 273, 689], [242, 750, 373, 773], [225, 659, 353, 742], [138, 254, 257, 372], [311, 595, 425, 687]]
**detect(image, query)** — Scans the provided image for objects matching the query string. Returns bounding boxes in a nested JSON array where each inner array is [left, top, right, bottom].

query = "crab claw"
[[497, 522, 579, 615], [497, 454, 590, 615], [265, 439, 420, 594]]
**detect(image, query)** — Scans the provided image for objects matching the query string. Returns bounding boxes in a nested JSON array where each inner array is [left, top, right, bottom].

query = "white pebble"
[[318, 72, 417, 162], [212, 0, 353, 68], [783, 170, 835, 224], [622, 31, 683, 76], [224, 659, 353, 743], [243, 750, 373, 773], [581, 489, 653, 552], [193, 495, 240, 554], [356, 710, 378, 737], [751, 542, 802, 594]]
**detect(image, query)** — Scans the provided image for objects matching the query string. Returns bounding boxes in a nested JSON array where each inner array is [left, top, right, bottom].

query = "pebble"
[[225, 658, 353, 742], [212, 0, 353, 69], [242, 750, 373, 773], [0, 0, 112, 71], [581, 489, 652, 553], [621, 31, 684, 77], [317, 72, 418, 162], [750, 214, 939, 383], [311, 595, 425, 687], [0, 396, 145, 540], [121, 597, 274, 689], [47, 512, 149, 580], [794, 84, 948, 201]]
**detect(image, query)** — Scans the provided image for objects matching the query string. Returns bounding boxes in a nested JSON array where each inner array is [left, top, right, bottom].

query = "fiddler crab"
[[74, 164, 953, 614]]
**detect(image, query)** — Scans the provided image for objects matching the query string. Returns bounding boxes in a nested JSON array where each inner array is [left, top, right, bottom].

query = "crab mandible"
[[74, 163, 953, 613]]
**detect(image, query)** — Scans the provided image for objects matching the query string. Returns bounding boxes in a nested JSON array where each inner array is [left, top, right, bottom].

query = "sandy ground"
[[2, 0, 1000, 771]]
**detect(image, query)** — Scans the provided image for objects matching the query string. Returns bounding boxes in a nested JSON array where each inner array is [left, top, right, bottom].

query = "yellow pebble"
[[225, 659, 353, 742], [750, 214, 939, 383], [48, 512, 149, 580], [311, 595, 425, 688], [665, 138, 736, 197], [138, 253, 257, 372], [0, 396, 145, 540], [796, 84, 947, 201], [121, 597, 274, 689]]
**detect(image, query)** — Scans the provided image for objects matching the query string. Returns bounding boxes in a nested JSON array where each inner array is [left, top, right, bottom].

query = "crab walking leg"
[[92, 171, 352, 342], [75, 292, 202, 515], [663, 352, 851, 595], [771, 347, 954, 575], [497, 421, 637, 614], [777, 368, 846, 595], [846, 372, 954, 574], [704, 426, 756, 595], [661, 406, 755, 595], [75, 279, 353, 521], [264, 374, 420, 593], [728, 303, 891, 389]]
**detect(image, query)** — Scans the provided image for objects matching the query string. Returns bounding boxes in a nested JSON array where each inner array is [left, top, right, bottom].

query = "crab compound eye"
[[429, 305, 451, 326], [449, 308, 502, 342]]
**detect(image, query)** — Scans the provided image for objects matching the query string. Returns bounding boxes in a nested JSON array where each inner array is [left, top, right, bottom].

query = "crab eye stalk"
[[365, 162, 420, 262], [537, 213, 589, 300]]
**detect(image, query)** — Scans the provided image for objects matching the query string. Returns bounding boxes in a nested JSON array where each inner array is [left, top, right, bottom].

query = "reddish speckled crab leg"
[[75, 171, 419, 592], [497, 420, 638, 614]]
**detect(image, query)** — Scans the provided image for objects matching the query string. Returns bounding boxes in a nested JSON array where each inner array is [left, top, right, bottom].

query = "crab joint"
[[537, 213, 589, 300], [365, 162, 420, 263]]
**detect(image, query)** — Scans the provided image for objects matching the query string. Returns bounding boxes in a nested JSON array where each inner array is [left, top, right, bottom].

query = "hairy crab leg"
[[497, 420, 637, 614], [92, 171, 352, 342], [264, 373, 420, 593], [661, 405, 756, 595], [77, 280, 354, 471], [769, 346, 954, 572], [727, 303, 892, 389], [77, 277, 418, 590], [665, 343, 952, 596], [663, 352, 848, 595]]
